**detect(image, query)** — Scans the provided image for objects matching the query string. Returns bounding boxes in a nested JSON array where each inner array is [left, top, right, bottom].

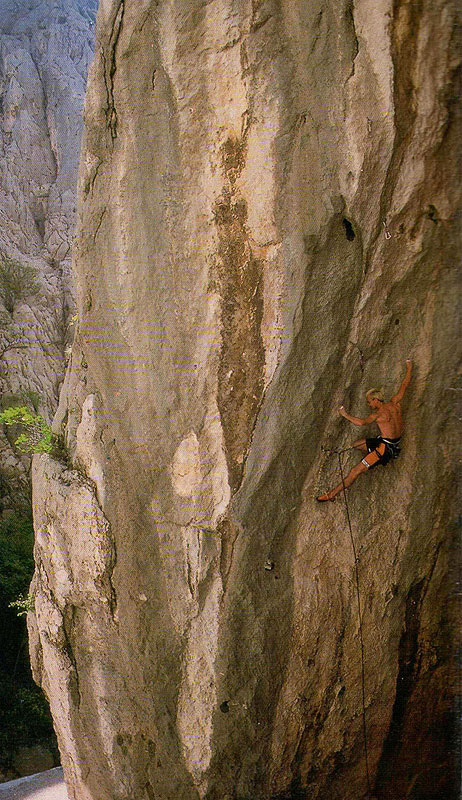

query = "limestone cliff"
[[0, 0, 96, 508], [29, 1, 460, 799]]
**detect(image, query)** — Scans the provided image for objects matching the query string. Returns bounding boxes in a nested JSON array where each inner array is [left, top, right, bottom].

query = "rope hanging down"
[[322, 446, 372, 798]]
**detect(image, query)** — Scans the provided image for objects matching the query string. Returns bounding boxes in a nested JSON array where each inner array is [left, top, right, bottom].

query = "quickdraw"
[[382, 219, 392, 239]]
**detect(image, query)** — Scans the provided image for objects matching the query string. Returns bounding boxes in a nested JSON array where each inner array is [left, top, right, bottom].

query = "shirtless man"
[[317, 360, 412, 501]]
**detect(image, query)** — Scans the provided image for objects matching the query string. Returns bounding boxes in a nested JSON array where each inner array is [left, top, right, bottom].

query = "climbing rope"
[[322, 446, 372, 799], [320, 444, 356, 456]]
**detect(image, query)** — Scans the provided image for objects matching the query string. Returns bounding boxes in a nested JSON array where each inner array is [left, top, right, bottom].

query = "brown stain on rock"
[[213, 137, 265, 493]]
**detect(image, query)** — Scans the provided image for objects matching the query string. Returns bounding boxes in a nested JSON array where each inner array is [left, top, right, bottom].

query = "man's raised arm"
[[392, 360, 412, 403], [338, 406, 377, 426]]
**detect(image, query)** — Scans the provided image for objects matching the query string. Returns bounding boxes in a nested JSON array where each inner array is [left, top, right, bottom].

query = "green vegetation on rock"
[[0, 406, 61, 456], [9, 592, 35, 617]]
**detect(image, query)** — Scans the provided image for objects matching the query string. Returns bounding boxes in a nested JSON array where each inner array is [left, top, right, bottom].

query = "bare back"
[[375, 400, 403, 438]]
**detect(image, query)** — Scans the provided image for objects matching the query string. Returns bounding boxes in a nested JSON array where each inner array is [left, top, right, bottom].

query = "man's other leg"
[[317, 460, 369, 501]]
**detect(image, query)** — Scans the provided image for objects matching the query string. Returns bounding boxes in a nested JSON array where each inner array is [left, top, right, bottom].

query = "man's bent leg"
[[353, 438, 367, 452], [317, 461, 368, 501]]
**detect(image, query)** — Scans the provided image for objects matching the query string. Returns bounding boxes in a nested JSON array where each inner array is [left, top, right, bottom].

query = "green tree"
[[0, 406, 59, 455]]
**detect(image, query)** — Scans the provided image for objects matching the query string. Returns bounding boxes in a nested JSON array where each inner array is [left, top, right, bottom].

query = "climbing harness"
[[381, 436, 401, 459], [321, 446, 373, 799]]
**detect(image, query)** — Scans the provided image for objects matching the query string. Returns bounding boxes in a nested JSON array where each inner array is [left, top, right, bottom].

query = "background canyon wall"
[[0, 0, 96, 509], [29, 1, 460, 799]]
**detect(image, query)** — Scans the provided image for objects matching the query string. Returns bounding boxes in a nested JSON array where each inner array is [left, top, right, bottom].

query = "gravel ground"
[[0, 769, 68, 800]]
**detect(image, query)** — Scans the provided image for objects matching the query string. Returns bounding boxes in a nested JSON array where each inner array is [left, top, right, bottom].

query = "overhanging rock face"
[[29, 1, 460, 799]]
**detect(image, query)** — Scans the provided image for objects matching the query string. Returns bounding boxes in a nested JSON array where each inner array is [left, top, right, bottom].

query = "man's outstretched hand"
[[339, 405, 347, 417]]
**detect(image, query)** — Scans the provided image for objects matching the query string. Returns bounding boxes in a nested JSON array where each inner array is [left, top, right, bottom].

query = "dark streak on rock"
[[62, 604, 81, 709], [374, 543, 445, 797], [374, 580, 424, 795], [342, 218, 356, 240], [345, 0, 359, 82], [83, 158, 103, 199], [106, 524, 118, 620], [102, 0, 125, 140]]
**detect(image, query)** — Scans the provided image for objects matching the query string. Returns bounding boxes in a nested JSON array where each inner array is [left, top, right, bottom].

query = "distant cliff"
[[30, 1, 460, 799], [0, 0, 96, 509]]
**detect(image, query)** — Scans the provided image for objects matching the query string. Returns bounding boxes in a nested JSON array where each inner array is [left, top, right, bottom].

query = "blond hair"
[[366, 388, 384, 402]]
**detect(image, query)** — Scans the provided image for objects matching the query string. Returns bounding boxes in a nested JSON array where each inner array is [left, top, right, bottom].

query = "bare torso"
[[375, 400, 403, 438]]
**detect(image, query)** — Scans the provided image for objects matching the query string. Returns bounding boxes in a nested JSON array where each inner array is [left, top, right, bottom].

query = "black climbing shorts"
[[363, 436, 400, 469], [366, 437, 383, 454]]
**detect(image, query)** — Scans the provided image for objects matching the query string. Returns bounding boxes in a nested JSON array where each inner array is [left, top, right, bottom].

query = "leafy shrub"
[[9, 592, 34, 617], [0, 406, 59, 455], [0, 255, 39, 314]]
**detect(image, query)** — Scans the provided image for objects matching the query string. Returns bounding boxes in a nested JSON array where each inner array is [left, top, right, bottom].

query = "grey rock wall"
[[29, 1, 460, 799], [0, 0, 96, 508]]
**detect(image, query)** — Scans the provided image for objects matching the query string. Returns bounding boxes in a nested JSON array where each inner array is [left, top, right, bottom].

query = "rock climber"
[[317, 360, 412, 501]]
